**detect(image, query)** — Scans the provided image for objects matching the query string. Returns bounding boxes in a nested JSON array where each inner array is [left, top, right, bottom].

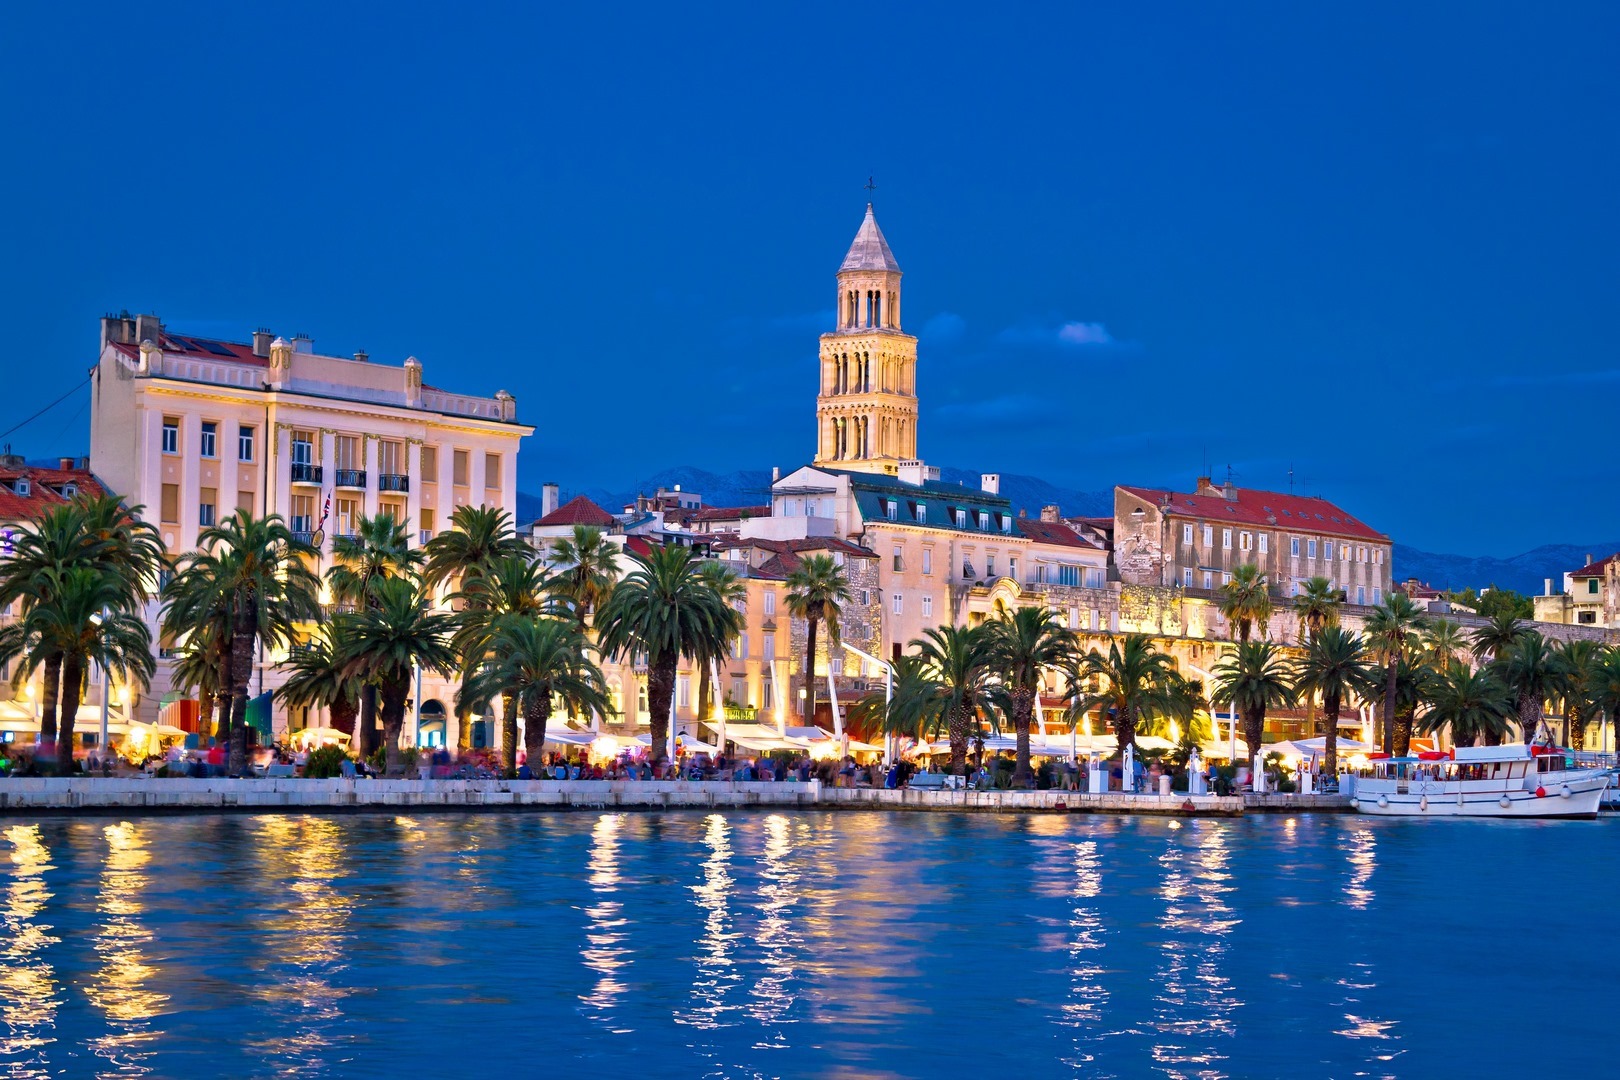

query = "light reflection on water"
[[0, 812, 1609, 1078]]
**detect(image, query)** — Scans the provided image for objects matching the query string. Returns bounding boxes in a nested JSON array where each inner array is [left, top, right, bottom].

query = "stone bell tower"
[[813, 204, 918, 474]]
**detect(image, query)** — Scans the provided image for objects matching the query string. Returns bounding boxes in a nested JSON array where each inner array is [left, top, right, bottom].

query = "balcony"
[[334, 469, 367, 489], [290, 463, 323, 485], [291, 530, 315, 546], [378, 473, 409, 493]]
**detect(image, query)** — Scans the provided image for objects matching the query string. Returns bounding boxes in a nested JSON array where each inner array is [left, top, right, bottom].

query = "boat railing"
[[1573, 751, 1616, 770]]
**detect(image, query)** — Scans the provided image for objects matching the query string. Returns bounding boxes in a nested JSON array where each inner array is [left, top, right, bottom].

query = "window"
[[420, 445, 438, 478], [484, 452, 501, 488], [886, 500, 898, 521], [1222, 572, 1231, 585], [1372, 587, 1382, 605], [160, 483, 179, 523], [1240, 531, 1251, 551], [334, 436, 359, 471], [380, 440, 403, 476], [1359, 546, 1367, 563], [962, 560, 973, 579], [1290, 537, 1300, 557], [236, 489, 254, 513], [1202, 525, 1213, 546], [1589, 579, 1601, 595], [1222, 528, 1232, 549], [1324, 541, 1335, 561], [922, 549, 932, 575], [291, 494, 314, 533], [858, 589, 869, 605], [336, 497, 359, 537], [198, 488, 217, 528], [921, 595, 933, 618], [1258, 534, 1269, 554], [1058, 564, 1080, 587], [677, 677, 690, 708], [1035, 564, 1048, 584], [1001, 517, 1012, 534], [199, 421, 217, 458], [1579, 611, 1598, 624], [419, 508, 435, 540], [763, 590, 776, 616], [980, 512, 992, 533], [954, 508, 967, 528], [14, 479, 29, 497], [763, 635, 776, 660], [1374, 549, 1383, 565], [1307, 539, 1318, 559], [892, 592, 904, 615], [731, 635, 749, 660], [161, 418, 179, 455], [1085, 568, 1105, 589], [1008, 558, 1017, 581], [915, 505, 926, 524], [1069, 607, 1080, 629], [292, 431, 314, 465], [238, 425, 254, 461], [453, 450, 469, 486], [892, 545, 904, 572], [1203, 571, 1213, 589], [1356, 586, 1366, 605], [1183, 567, 1194, 586], [986, 556, 996, 577], [1183, 524, 1193, 545]]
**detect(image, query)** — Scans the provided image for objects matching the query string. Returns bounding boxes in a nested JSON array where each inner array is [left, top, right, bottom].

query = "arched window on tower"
[[874, 292, 882, 328]]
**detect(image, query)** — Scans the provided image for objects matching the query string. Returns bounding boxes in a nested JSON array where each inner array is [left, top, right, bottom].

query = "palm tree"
[[1290, 626, 1373, 773], [1068, 634, 1180, 761], [0, 567, 154, 773], [1554, 638, 1602, 749], [692, 560, 746, 736], [1292, 575, 1341, 745], [1391, 658, 1430, 758], [546, 524, 621, 630], [1417, 663, 1515, 748], [333, 578, 459, 776], [985, 606, 1074, 787], [159, 552, 238, 745], [1211, 641, 1297, 765], [422, 505, 524, 596], [1498, 630, 1561, 744], [1363, 593, 1427, 752], [167, 619, 231, 742], [1587, 648, 1620, 754], [1470, 611, 1525, 664], [177, 510, 321, 773], [784, 554, 850, 721], [462, 616, 611, 772], [328, 512, 424, 756], [276, 629, 360, 741], [1420, 618, 1471, 671], [595, 544, 740, 760], [908, 625, 997, 775], [1217, 563, 1272, 643], [450, 552, 555, 757]]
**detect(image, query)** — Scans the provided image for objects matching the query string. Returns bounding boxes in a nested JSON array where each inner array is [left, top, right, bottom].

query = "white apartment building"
[[90, 312, 533, 738]]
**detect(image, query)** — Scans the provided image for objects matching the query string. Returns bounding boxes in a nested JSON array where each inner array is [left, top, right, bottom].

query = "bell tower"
[[814, 204, 918, 474]]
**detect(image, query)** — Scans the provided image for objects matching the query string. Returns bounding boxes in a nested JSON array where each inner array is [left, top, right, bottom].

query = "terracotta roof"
[[1571, 554, 1620, 578], [1015, 518, 1102, 549], [0, 465, 107, 523], [534, 495, 618, 527], [624, 536, 656, 557], [1119, 485, 1388, 542], [688, 505, 770, 523]]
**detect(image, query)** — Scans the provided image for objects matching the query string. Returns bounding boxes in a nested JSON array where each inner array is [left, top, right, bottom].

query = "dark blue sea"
[[0, 810, 1609, 1079]]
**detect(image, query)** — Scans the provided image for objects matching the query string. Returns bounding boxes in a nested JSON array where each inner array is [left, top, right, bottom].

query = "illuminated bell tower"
[[813, 204, 918, 474]]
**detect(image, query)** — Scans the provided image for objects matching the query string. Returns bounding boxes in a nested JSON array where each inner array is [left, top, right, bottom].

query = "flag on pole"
[[317, 493, 331, 529]]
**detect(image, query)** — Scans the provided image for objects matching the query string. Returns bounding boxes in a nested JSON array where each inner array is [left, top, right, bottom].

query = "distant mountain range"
[[517, 465, 1613, 598]]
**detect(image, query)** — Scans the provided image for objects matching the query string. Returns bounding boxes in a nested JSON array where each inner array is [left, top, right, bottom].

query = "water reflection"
[[86, 822, 167, 1076], [245, 816, 355, 1076], [1059, 838, 1110, 1072], [681, 814, 740, 1030], [0, 825, 60, 1078], [1334, 826, 1399, 1075], [579, 814, 631, 1029], [1149, 823, 1240, 1078], [748, 814, 806, 1033]]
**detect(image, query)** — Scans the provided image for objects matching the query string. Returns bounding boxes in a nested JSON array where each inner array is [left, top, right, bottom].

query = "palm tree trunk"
[[1243, 705, 1265, 764], [1381, 661, 1398, 752], [198, 687, 215, 742], [214, 689, 233, 745], [523, 689, 552, 774], [1394, 706, 1415, 758], [803, 616, 819, 721], [648, 654, 676, 762], [38, 651, 62, 753], [228, 599, 257, 775], [947, 702, 969, 776], [696, 664, 713, 732], [1012, 687, 1034, 788], [355, 684, 378, 762], [1569, 705, 1585, 750], [1118, 703, 1138, 760], [1518, 693, 1539, 745], [57, 654, 83, 776], [500, 690, 518, 775], [380, 671, 410, 777], [1322, 693, 1340, 775]]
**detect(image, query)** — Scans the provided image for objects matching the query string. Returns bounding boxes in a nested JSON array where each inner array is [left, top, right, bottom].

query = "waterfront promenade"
[[0, 777, 1351, 816]]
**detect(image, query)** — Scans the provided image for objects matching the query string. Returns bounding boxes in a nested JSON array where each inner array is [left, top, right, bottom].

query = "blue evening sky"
[[1, 3, 1615, 555]]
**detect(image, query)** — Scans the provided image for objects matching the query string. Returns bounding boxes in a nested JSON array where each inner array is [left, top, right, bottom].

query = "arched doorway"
[[418, 699, 447, 747]]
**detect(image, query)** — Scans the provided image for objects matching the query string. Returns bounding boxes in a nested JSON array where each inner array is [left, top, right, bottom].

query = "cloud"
[[995, 317, 1135, 350]]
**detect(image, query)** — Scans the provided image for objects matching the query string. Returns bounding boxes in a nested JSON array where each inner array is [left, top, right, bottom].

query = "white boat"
[[1351, 744, 1611, 819]]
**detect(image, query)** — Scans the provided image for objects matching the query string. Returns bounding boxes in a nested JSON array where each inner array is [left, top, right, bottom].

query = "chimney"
[[252, 328, 274, 357], [291, 333, 314, 354], [58, 457, 73, 470], [1545, 577, 1554, 596], [1040, 504, 1061, 523], [1586, 554, 1594, 567], [981, 473, 1000, 495], [1195, 476, 1218, 497], [541, 483, 559, 518], [101, 311, 137, 348], [1222, 481, 1238, 502], [135, 313, 164, 344], [772, 466, 780, 482], [353, 349, 369, 363]]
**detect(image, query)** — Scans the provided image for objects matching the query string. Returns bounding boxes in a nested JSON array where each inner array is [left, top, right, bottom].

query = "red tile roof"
[[1119, 485, 1388, 542], [1571, 554, 1620, 578], [0, 465, 107, 523], [534, 495, 618, 527], [688, 505, 770, 523], [624, 536, 656, 558], [1015, 518, 1103, 549], [111, 333, 265, 367]]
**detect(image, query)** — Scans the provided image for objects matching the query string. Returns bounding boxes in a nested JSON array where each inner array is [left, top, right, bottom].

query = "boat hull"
[[1352, 772, 1610, 819]]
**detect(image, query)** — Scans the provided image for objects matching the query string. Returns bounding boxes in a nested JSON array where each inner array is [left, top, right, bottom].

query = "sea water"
[[0, 811, 1609, 1078]]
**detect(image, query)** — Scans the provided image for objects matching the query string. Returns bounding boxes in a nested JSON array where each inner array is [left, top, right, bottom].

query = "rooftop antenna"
[[1225, 463, 1235, 486], [1288, 463, 1294, 494]]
